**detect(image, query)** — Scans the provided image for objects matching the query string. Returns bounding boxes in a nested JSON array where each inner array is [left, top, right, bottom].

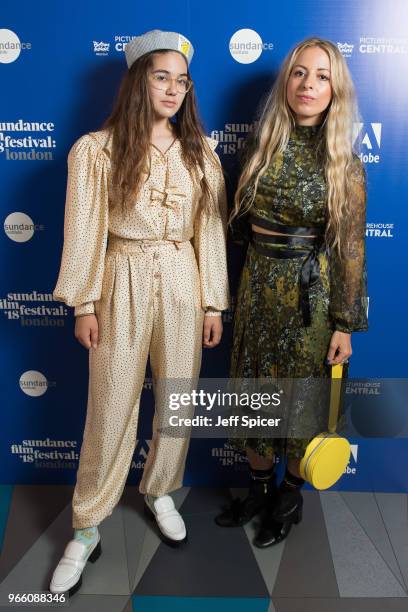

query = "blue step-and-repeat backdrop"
[[1, 0, 407, 492]]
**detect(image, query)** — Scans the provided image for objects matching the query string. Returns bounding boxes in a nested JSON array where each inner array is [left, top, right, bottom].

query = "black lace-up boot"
[[215, 466, 278, 527], [253, 467, 304, 548]]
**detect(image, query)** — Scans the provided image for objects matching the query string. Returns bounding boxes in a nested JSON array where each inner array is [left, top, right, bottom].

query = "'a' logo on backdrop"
[[353, 122, 382, 149], [135, 439, 151, 459], [350, 444, 359, 463]]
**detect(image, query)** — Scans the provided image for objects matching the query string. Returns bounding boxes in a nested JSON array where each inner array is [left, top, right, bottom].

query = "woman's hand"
[[74, 314, 99, 350], [203, 315, 223, 348], [326, 330, 352, 365]]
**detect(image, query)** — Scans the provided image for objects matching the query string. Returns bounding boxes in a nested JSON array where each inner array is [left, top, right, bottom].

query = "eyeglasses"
[[148, 72, 193, 94]]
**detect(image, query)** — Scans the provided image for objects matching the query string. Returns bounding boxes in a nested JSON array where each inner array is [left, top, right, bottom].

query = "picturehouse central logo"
[[229, 29, 273, 64]]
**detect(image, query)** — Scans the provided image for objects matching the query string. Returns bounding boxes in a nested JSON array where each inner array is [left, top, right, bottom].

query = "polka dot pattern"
[[72, 238, 205, 528], [52, 130, 229, 528], [53, 130, 230, 316]]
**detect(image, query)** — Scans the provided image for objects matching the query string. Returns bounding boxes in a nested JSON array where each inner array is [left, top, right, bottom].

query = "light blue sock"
[[73, 526, 98, 550]]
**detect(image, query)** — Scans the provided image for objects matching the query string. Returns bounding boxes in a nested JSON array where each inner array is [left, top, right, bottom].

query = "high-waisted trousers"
[[72, 235, 205, 528]]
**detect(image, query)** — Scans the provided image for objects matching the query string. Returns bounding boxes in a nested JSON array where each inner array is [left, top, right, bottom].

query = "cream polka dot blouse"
[[53, 130, 230, 317]]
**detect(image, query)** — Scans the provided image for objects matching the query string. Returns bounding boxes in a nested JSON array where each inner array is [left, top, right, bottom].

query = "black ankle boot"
[[215, 469, 277, 528], [253, 471, 304, 548]]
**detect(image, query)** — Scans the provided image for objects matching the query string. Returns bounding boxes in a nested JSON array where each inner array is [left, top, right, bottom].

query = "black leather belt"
[[249, 214, 325, 327]]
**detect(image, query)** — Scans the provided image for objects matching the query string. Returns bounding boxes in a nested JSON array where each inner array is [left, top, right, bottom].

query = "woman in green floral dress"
[[215, 37, 368, 547]]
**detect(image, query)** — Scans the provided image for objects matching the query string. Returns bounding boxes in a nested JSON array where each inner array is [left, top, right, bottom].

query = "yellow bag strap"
[[328, 363, 343, 433]]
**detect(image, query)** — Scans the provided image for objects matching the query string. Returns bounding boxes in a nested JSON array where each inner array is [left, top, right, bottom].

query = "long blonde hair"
[[231, 37, 363, 255]]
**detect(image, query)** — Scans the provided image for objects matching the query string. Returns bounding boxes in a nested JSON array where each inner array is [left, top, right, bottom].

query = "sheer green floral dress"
[[229, 123, 368, 460]]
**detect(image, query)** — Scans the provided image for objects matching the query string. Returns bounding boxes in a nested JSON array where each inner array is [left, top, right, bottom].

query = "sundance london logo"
[[4, 212, 44, 242], [229, 29, 273, 64], [0, 29, 32, 63], [19, 370, 50, 397], [0, 120, 56, 160]]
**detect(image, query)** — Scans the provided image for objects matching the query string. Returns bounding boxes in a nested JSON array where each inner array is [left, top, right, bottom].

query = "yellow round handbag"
[[299, 364, 351, 490]]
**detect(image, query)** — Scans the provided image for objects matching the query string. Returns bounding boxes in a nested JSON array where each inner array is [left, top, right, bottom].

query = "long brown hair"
[[101, 50, 216, 215], [231, 37, 364, 256]]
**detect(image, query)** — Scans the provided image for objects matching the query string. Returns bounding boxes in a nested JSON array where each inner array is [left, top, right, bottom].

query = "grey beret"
[[124, 29, 194, 68]]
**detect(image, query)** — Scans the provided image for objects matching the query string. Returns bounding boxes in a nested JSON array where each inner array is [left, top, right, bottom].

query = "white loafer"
[[49, 531, 101, 595], [144, 495, 187, 545]]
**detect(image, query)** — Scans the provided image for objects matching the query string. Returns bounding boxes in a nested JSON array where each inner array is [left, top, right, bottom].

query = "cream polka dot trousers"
[[53, 130, 229, 528]]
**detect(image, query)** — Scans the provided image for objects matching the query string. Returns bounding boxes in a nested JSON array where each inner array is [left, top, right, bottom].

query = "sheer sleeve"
[[193, 143, 230, 313], [53, 134, 109, 316], [328, 156, 368, 334]]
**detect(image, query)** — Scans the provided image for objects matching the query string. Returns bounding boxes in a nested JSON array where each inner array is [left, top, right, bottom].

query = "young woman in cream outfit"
[[50, 30, 229, 595]]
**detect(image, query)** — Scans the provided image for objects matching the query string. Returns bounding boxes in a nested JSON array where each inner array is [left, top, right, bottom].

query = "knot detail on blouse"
[[150, 185, 187, 210]]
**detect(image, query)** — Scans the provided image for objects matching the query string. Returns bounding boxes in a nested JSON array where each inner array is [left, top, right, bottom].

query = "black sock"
[[249, 465, 275, 482], [280, 466, 305, 491]]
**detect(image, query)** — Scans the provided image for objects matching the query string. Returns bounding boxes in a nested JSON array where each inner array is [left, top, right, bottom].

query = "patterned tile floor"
[[0, 485, 407, 611]]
